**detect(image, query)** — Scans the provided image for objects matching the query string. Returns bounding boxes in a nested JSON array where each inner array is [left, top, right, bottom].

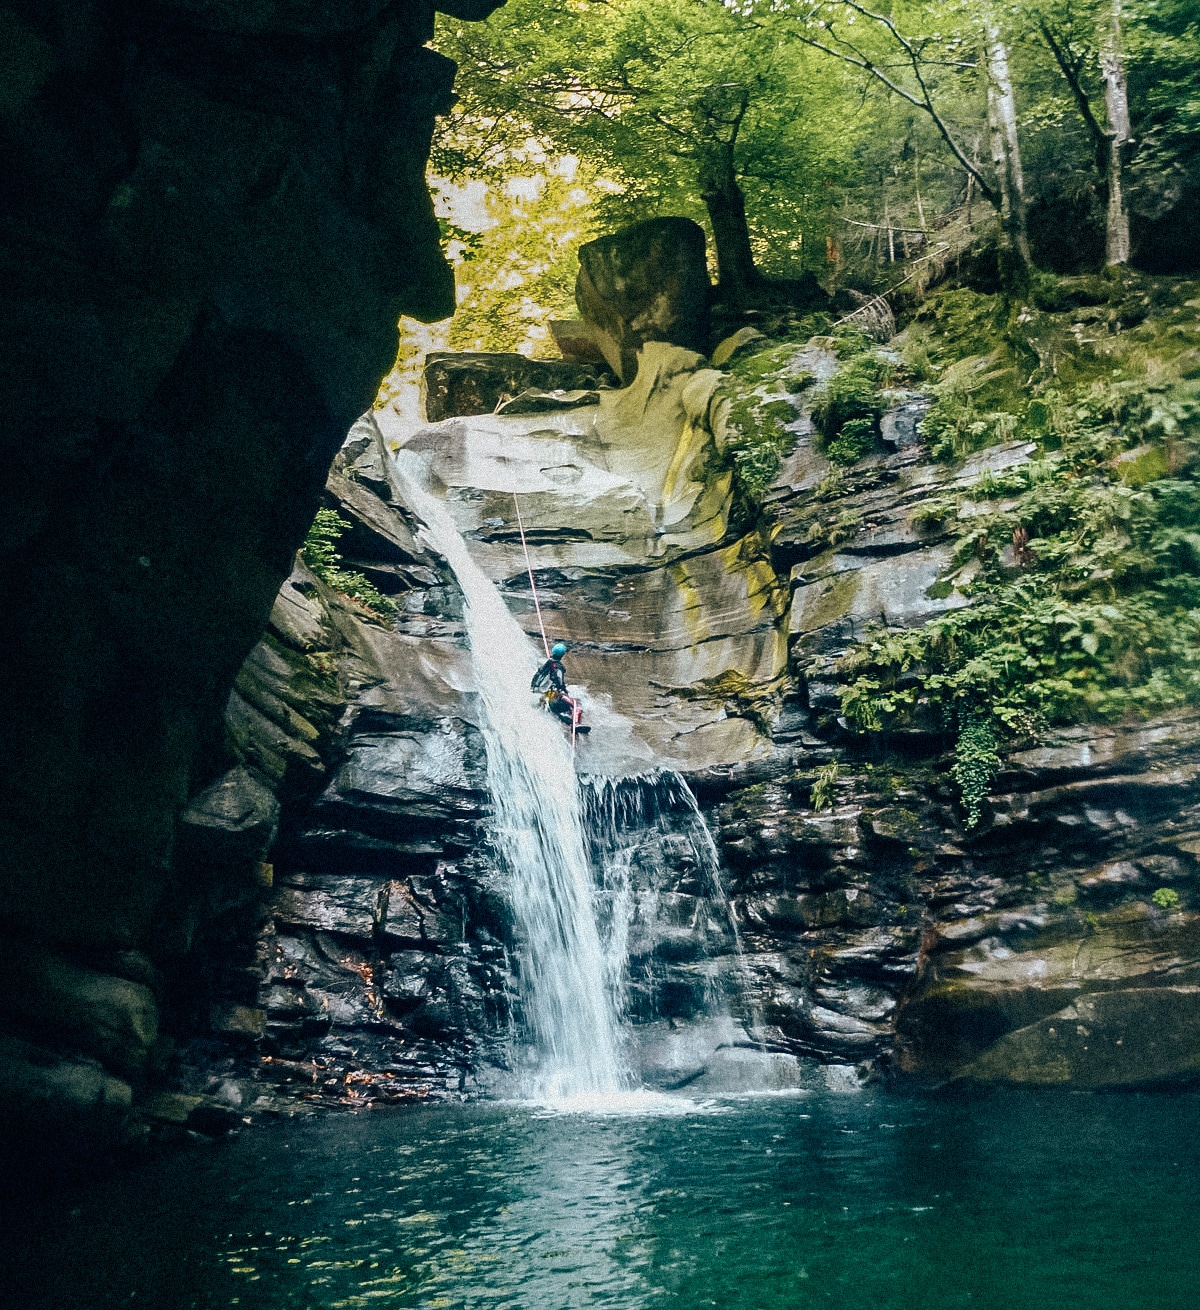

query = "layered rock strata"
[[179, 339, 1200, 1112]]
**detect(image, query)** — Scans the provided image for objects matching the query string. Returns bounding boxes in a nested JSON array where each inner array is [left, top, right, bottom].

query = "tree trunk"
[[983, 16, 1032, 291], [1102, 0, 1132, 265], [699, 146, 762, 309]]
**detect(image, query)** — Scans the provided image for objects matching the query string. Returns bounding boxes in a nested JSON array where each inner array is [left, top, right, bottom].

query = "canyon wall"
[[180, 333, 1200, 1119], [0, 0, 501, 1172]]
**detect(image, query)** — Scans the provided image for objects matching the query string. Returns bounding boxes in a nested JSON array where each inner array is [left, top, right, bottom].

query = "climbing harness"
[[514, 492, 584, 749]]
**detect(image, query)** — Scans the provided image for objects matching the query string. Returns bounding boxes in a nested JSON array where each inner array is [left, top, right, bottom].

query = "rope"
[[514, 493, 581, 750], [513, 493, 550, 659]]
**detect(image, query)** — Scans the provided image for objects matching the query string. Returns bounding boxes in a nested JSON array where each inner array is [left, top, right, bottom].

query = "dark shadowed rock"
[[422, 353, 616, 421], [575, 217, 712, 382], [177, 767, 280, 872], [962, 987, 1200, 1088], [0, 947, 158, 1077]]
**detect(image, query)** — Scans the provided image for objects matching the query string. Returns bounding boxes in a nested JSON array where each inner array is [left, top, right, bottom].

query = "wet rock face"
[[206, 375, 1200, 1101], [0, 0, 501, 1169]]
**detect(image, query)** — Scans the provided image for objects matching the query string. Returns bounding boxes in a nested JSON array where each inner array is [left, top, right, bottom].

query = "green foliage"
[[435, 0, 857, 281], [813, 349, 890, 465], [921, 387, 1019, 461], [828, 418, 879, 467], [723, 396, 797, 498], [301, 508, 345, 573], [952, 715, 1000, 830], [301, 510, 397, 620], [810, 762, 840, 811], [1152, 887, 1182, 911], [714, 345, 808, 501], [441, 165, 600, 355], [832, 277, 1200, 794]]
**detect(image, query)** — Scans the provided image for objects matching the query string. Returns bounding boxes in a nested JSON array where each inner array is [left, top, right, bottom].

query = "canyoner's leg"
[[562, 694, 590, 734]]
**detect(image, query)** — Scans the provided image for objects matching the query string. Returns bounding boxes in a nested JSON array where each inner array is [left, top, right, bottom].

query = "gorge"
[[2, 0, 1200, 1304]]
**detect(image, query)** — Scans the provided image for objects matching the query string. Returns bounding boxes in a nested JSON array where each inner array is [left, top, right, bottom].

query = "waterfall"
[[392, 453, 628, 1102], [582, 771, 760, 1034]]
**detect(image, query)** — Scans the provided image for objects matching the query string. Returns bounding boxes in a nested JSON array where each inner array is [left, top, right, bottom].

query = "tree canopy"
[[429, 0, 1198, 320]]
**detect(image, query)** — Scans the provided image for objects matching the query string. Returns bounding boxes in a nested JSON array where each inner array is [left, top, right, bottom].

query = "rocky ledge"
[[142, 322, 1200, 1118]]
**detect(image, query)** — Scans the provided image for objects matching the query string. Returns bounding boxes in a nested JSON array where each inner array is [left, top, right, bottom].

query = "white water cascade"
[[392, 452, 628, 1102]]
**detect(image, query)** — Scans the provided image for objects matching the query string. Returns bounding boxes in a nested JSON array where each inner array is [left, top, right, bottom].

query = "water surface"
[[3, 1089, 1196, 1309]]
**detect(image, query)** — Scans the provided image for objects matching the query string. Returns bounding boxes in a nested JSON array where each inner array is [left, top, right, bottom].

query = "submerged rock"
[[962, 987, 1200, 1088]]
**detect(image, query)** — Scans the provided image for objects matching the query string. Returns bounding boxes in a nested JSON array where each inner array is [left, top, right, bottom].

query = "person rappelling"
[[530, 641, 588, 732], [513, 491, 590, 739]]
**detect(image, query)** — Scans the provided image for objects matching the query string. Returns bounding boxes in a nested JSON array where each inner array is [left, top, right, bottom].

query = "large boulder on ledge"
[[575, 217, 712, 383]]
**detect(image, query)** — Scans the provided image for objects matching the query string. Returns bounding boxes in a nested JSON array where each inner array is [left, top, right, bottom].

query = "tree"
[[1034, 0, 1130, 264], [786, 0, 1034, 288], [434, 0, 857, 308]]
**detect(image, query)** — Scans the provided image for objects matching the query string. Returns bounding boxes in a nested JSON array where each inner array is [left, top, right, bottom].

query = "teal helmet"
[[551, 642, 567, 658]]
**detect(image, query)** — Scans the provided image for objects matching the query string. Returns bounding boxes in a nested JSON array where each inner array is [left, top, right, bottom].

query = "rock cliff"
[[171, 301, 1200, 1117], [0, 0, 501, 1174]]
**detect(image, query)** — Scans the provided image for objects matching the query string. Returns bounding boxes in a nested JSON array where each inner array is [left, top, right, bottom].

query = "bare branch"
[[1038, 19, 1110, 176], [791, 17, 1000, 208]]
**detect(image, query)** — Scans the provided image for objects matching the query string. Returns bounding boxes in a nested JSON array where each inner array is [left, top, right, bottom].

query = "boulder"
[[0, 947, 158, 1076], [962, 987, 1200, 1088], [576, 217, 712, 383], [176, 766, 280, 873], [0, 1037, 133, 1171], [548, 320, 610, 363], [422, 353, 616, 421]]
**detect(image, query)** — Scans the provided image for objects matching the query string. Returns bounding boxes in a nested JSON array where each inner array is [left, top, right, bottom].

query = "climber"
[[531, 641, 588, 733]]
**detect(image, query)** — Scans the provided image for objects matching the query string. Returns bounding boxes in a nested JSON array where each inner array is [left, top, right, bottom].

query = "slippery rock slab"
[[496, 388, 601, 414], [381, 881, 462, 947], [0, 1037, 132, 1162], [326, 469, 426, 567], [273, 873, 386, 940], [897, 905, 1200, 1077], [961, 987, 1200, 1087], [224, 690, 326, 796], [1002, 708, 1200, 782], [270, 563, 334, 651], [788, 544, 967, 655], [210, 1004, 266, 1038], [321, 727, 488, 834], [336, 414, 396, 503]]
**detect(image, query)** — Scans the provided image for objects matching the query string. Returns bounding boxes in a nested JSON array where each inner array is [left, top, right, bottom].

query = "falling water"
[[392, 452, 627, 1101], [582, 770, 762, 1035]]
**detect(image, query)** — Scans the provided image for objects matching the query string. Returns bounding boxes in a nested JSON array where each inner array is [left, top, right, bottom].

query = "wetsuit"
[[531, 657, 568, 695], [531, 658, 573, 721]]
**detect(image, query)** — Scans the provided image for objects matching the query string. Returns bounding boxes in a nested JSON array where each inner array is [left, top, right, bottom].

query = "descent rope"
[[514, 493, 578, 749], [513, 493, 551, 659]]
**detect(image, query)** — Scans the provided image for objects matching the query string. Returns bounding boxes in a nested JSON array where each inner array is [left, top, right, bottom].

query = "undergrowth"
[[811, 326, 892, 466], [831, 270, 1200, 826], [302, 509, 397, 620], [713, 343, 804, 501]]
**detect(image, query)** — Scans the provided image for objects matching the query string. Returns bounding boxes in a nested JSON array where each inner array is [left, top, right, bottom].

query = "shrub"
[[1152, 887, 1181, 911], [301, 509, 397, 619], [810, 762, 839, 811], [812, 350, 888, 466], [952, 715, 1000, 830]]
